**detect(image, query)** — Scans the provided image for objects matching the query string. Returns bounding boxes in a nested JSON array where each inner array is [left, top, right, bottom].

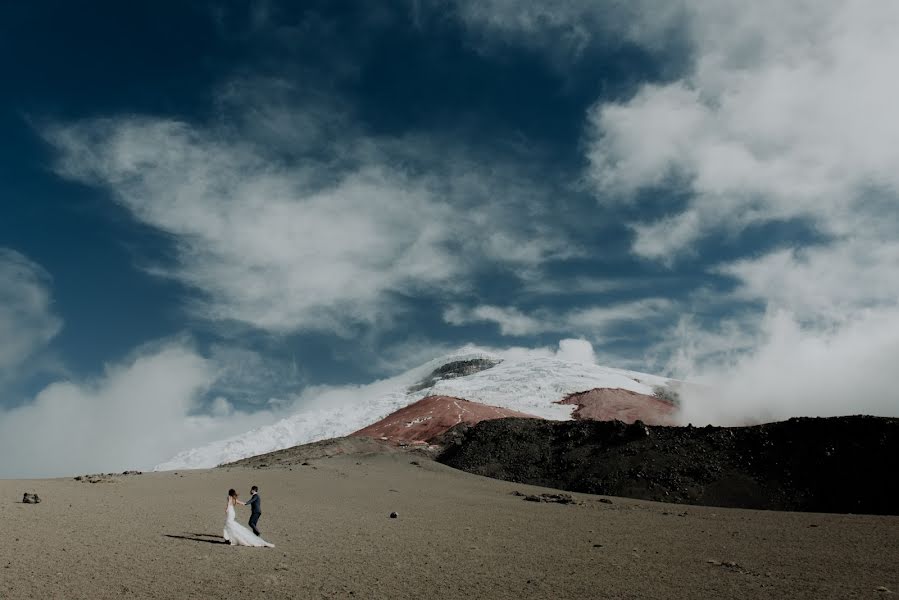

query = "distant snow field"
[[155, 347, 672, 470]]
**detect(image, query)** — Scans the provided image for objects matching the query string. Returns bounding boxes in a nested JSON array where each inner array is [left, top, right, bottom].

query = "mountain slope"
[[560, 388, 676, 425], [349, 395, 540, 445], [155, 348, 675, 470], [437, 415, 899, 514]]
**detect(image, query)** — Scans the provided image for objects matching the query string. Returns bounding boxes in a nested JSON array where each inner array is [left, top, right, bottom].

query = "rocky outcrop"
[[557, 387, 676, 425], [350, 395, 540, 446], [407, 359, 500, 393], [438, 415, 899, 515]]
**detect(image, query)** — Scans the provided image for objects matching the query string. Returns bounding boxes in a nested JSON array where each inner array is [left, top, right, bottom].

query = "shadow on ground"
[[165, 533, 229, 545]]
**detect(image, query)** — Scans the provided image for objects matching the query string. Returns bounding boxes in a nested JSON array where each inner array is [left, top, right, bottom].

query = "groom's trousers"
[[249, 512, 261, 535]]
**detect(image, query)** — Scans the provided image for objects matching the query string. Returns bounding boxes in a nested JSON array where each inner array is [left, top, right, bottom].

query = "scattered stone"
[[598, 498, 613, 504], [22, 493, 41, 504], [592, 544, 603, 548], [389, 511, 398, 519], [876, 586, 892, 594], [409, 461, 420, 466], [301, 462, 310, 466], [75, 473, 116, 484], [522, 493, 578, 505], [510, 490, 526, 497]]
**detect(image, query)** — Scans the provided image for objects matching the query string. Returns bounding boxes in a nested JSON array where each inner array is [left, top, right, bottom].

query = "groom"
[[246, 485, 262, 535]]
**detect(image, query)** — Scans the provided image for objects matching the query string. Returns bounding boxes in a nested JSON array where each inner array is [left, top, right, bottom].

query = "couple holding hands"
[[224, 485, 274, 547]]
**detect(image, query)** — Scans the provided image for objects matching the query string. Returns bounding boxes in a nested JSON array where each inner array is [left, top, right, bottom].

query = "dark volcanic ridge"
[[437, 415, 899, 515]]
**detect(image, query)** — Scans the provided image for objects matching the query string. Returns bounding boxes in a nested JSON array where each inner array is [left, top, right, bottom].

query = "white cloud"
[[444, 304, 544, 336], [0, 341, 277, 478], [472, 0, 899, 421], [555, 338, 596, 364], [565, 299, 673, 333], [444, 298, 671, 337], [586, 0, 899, 259], [453, 338, 600, 366], [43, 82, 569, 335], [451, 0, 687, 60], [0, 249, 62, 382], [207, 343, 304, 405], [720, 240, 899, 323], [676, 309, 899, 426], [664, 235, 899, 424]]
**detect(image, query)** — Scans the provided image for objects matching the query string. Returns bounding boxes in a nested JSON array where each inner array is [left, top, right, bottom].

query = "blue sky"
[[3, 1, 899, 476]]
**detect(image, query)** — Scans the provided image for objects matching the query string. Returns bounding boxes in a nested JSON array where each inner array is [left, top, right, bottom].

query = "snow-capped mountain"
[[155, 347, 673, 470]]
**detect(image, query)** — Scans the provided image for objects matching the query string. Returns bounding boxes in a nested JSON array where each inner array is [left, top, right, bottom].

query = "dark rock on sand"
[[523, 493, 578, 505], [22, 493, 41, 504]]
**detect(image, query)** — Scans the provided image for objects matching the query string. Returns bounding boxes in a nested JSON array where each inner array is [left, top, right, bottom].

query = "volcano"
[[156, 348, 680, 470]]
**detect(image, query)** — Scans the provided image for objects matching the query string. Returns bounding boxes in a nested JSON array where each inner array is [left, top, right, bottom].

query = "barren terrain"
[[3, 450, 898, 599]]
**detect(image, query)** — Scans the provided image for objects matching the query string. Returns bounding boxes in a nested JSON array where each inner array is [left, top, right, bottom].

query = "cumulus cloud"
[[0, 249, 62, 383], [444, 299, 672, 337], [587, 0, 899, 259], [0, 341, 278, 478], [207, 343, 304, 407], [444, 304, 544, 336], [583, 0, 899, 421], [43, 81, 569, 335], [720, 240, 899, 324], [675, 309, 899, 425], [457, 1, 899, 422]]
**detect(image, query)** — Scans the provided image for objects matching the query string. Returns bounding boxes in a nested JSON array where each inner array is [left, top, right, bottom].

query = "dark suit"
[[246, 492, 262, 535]]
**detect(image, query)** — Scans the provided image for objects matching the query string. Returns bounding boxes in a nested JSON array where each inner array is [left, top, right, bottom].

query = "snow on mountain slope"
[[155, 345, 673, 470]]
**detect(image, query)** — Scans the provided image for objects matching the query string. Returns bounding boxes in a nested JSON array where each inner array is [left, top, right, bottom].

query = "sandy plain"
[[2, 453, 897, 599]]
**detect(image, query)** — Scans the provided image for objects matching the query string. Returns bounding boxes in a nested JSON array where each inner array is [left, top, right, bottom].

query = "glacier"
[[155, 347, 672, 470]]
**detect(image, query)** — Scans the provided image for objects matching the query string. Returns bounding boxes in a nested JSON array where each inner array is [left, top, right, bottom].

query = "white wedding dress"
[[223, 502, 274, 547]]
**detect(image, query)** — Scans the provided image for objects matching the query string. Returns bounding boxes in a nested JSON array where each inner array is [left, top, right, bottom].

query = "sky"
[[2, 1, 899, 477]]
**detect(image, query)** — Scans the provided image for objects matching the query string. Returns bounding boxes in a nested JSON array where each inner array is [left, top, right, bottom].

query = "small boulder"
[[22, 493, 41, 504], [389, 511, 398, 519]]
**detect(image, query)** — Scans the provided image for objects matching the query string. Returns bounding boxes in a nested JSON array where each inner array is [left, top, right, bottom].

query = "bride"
[[224, 489, 274, 547]]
